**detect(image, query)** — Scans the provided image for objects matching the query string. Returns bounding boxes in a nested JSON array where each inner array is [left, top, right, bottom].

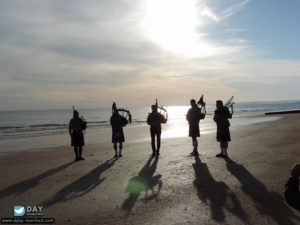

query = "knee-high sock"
[[157, 134, 161, 152], [114, 144, 118, 155], [79, 147, 82, 157], [221, 148, 227, 155], [193, 140, 198, 152], [119, 144, 122, 155]]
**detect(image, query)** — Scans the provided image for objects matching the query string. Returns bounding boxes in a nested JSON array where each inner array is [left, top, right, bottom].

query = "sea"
[[1, 101, 300, 155]]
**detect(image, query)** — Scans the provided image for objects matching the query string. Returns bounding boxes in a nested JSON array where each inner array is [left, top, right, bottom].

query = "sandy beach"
[[0, 114, 299, 225]]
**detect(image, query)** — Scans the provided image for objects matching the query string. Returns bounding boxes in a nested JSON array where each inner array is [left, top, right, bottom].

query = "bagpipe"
[[224, 96, 234, 115], [155, 98, 168, 122], [72, 106, 87, 131], [197, 95, 206, 119], [112, 102, 132, 127]]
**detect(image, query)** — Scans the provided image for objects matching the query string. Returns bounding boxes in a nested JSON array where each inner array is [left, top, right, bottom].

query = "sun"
[[142, 0, 215, 57]]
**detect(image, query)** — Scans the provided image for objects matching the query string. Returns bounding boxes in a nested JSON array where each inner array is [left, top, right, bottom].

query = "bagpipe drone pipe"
[[155, 98, 168, 122], [112, 102, 132, 127], [224, 96, 234, 115], [197, 95, 206, 119]]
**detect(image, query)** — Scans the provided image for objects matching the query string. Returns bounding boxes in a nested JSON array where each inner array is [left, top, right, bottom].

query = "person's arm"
[[213, 110, 219, 123], [147, 114, 152, 125], [68, 120, 72, 136], [225, 108, 232, 119], [81, 119, 87, 130], [186, 110, 190, 122], [198, 108, 205, 120], [214, 110, 223, 123]]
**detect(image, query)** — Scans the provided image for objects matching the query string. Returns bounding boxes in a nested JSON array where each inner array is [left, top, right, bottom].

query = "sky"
[[0, 0, 300, 110]]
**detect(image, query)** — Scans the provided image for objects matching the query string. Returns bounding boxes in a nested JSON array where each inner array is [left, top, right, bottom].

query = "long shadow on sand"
[[0, 161, 74, 199], [193, 155, 251, 224], [122, 156, 162, 213], [225, 158, 300, 225], [42, 157, 117, 207]]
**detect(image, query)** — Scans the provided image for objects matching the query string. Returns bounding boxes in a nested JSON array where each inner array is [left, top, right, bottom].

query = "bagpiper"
[[69, 107, 87, 161], [186, 95, 206, 156], [213, 96, 234, 158], [110, 102, 131, 157], [147, 99, 168, 156]]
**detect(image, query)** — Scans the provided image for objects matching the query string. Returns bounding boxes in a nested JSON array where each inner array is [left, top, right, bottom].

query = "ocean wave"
[[30, 124, 67, 128], [87, 121, 107, 124], [0, 126, 23, 130]]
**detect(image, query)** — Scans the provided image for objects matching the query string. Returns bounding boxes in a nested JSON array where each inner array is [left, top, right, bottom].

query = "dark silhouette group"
[[68, 98, 234, 160]]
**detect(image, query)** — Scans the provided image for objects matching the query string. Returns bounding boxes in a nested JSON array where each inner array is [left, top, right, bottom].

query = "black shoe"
[[75, 157, 79, 161], [216, 153, 226, 158], [79, 157, 84, 160], [156, 151, 160, 156], [119, 154, 123, 157]]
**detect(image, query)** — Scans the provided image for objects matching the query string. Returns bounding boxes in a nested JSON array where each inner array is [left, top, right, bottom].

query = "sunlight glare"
[[143, 0, 216, 57], [162, 106, 213, 138]]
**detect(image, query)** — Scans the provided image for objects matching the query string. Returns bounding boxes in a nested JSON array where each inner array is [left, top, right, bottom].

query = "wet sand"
[[0, 114, 299, 224]]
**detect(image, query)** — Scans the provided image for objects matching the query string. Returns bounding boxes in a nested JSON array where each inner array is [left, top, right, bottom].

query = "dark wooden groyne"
[[265, 110, 300, 115]]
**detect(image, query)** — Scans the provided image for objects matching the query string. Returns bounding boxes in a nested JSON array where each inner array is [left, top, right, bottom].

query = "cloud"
[[200, 6, 220, 22], [226, 28, 244, 33], [227, 38, 250, 44], [0, 0, 299, 110], [220, 0, 251, 21]]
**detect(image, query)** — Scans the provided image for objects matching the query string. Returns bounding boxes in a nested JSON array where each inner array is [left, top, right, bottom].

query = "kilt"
[[189, 124, 200, 137], [71, 131, 85, 146], [216, 126, 231, 142], [112, 131, 125, 143]]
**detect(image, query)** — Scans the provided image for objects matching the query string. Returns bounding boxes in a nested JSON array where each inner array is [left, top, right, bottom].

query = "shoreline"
[[0, 113, 283, 156]]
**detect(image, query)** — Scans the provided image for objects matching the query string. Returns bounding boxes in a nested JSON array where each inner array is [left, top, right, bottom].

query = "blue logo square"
[[14, 206, 25, 216]]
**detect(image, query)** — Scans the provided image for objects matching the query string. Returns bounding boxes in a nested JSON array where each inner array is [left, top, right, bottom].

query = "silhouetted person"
[[186, 99, 204, 156], [213, 100, 232, 158], [69, 110, 87, 161], [110, 104, 128, 157], [285, 163, 300, 211], [147, 105, 167, 156]]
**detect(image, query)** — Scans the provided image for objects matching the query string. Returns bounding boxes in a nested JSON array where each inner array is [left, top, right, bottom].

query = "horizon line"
[[1, 99, 300, 112]]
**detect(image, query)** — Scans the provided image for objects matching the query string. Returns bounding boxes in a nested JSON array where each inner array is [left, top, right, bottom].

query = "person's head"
[[291, 163, 300, 178], [73, 110, 79, 118], [190, 99, 196, 107], [151, 105, 158, 113], [216, 100, 223, 109]]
